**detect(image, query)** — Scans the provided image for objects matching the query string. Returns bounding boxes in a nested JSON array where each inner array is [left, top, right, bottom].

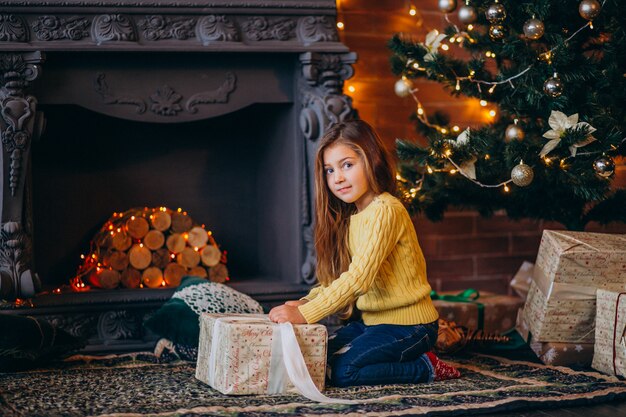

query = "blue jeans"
[[327, 320, 438, 387]]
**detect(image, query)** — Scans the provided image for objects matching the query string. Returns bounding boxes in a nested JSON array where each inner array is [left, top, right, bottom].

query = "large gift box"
[[195, 313, 327, 395], [522, 230, 626, 343], [517, 308, 594, 367], [431, 290, 523, 334], [592, 287, 626, 376]]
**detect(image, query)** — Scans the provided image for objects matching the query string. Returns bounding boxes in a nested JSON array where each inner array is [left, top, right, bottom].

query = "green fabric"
[[144, 276, 264, 347], [144, 298, 202, 346], [176, 276, 208, 290], [430, 289, 485, 330], [0, 314, 84, 371]]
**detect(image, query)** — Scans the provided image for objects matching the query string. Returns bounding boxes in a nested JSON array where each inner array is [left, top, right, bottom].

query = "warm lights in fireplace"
[[65, 205, 229, 293]]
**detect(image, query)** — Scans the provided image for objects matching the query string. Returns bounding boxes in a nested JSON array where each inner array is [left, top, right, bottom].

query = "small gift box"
[[195, 313, 327, 395], [522, 230, 626, 343], [431, 289, 523, 334], [592, 287, 626, 376], [517, 308, 593, 367]]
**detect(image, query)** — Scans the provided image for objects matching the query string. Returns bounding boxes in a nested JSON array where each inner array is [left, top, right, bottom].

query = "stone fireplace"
[[0, 0, 356, 351]]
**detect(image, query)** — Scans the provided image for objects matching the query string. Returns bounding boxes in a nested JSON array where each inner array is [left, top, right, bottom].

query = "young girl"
[[269, 120, 460, 387]]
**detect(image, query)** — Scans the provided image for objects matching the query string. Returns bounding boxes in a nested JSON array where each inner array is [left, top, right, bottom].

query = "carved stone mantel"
[[0, 0, 348, 53], [0, 51, 45, 299], [298, 51, 356, 283], [0, 1, 356, 352]]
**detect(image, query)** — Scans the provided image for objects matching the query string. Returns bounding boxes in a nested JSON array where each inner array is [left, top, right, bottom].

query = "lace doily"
[[172, 282, 263, 316]]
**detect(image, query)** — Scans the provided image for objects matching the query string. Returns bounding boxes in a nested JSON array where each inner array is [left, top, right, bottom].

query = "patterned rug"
[[1, 352, 626, 417]]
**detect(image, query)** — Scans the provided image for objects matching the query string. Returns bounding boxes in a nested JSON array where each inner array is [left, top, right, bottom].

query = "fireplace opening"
[[31, 103, 302, 291]]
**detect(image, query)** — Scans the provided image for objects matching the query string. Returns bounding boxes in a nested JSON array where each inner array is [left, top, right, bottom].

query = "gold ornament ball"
[[458, 5, 478, 24], [511, 163, 534, 187], [543, 75, 564, 97], [505, 124, 525, 142], [579, 0, 601, 20], [438, 0, 457, 13], [394, 78, 414, 98], [593, 156, 615, 178], [523, 18, 545, 40], [489, 24, 506, 41], [485, 3, 507, 23]]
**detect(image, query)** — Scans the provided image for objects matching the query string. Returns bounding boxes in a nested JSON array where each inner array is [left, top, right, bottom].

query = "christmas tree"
[[389, 0, 625, 230]]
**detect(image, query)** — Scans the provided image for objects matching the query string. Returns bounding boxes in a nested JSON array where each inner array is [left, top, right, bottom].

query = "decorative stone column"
[[298, 51, 357, 284], [0, 51, 45, 299]]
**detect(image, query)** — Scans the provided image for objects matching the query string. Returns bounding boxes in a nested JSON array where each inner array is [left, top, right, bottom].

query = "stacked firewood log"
[[73, 207, 228, 290]]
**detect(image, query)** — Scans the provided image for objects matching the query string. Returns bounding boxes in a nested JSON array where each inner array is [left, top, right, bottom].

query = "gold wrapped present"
[[592, 287, 626, 376], [517, 308, 594, 367], [195, 313, 327, 395], [522, 230, 626, 343], [431, 289, 523, 334]]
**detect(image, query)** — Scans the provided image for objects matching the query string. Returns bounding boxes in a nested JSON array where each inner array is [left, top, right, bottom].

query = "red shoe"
[[426, 351, 461, 381]]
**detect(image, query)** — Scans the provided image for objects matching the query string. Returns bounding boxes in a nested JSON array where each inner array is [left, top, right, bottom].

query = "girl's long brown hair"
[[314, 120, 396, 318]]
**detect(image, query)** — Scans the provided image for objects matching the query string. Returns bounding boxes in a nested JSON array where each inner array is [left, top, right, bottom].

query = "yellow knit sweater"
[[298, 192, 439, 325]]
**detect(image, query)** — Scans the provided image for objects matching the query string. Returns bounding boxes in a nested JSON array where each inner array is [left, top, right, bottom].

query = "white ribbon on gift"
[[208, 315, 358, 404]]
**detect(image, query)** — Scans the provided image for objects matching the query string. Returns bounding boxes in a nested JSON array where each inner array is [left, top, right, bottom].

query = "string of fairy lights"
[[53, 206, 227, 294], [336, 0, 616, 196]]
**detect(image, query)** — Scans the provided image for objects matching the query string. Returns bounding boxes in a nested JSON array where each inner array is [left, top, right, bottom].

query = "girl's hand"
[[285, 300, 308, 307], [269, 304, 307, 324]]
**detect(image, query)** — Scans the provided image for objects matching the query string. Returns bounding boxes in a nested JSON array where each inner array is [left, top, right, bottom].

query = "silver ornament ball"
[[505, 124, 525, 142], [523, 18, 545, 40], [489, 24, 506, 41], [458, 5, 478, 24], [394, 78, 414, 98], [511, 163, 534, 187], [485, 3, 507, 23], [593, 156, 615, 178], [579, 0, 601, 20], [543, 75, 564, 97], [438, 0, 457, 13]]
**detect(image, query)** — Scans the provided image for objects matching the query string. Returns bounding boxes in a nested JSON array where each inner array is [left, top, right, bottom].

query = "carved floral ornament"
[[138, 15, 196, 41], [94, 72, 237, 117], [0, 54, 43, 197], [32, 15, 90, 41], [0, 14, 27, 42], [0, 221, 38, 299], [298, 53, 357, 141], [1, 13, 338, 45]]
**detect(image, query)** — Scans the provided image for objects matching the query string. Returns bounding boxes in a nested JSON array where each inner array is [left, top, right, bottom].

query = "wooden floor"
[[480, 399, 626, 416]]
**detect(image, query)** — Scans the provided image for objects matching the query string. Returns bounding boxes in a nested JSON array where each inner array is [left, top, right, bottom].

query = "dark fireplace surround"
[[0, 0, 356, 352]]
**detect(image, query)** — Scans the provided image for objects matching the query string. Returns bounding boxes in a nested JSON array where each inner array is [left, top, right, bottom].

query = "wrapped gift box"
[[432, 290, 523, 334], [517, 308, 594, 367], [592, 287, 626, 376], [195, 313, 327, 395], [522, 230, 626, 343]]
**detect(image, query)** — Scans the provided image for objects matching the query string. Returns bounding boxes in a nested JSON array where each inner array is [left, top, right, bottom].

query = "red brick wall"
[[337, 0, 626, 294]]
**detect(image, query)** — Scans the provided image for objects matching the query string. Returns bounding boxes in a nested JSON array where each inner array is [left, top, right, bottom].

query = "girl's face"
[[323, 143, 376, 212]]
